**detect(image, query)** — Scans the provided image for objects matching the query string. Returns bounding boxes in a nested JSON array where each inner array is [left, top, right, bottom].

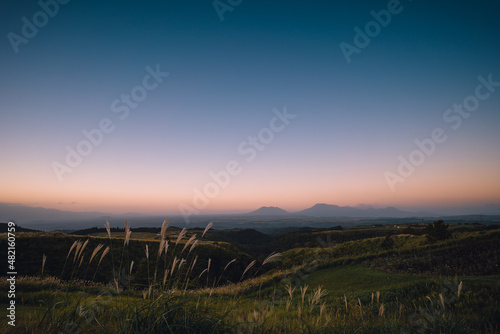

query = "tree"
[[425, 219, 451, 242]]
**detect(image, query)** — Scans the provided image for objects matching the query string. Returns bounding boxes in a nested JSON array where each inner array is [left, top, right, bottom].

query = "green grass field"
[[304, 264, 428, 294]]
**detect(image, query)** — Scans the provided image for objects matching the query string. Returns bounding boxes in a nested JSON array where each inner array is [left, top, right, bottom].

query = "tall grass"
[[27, 219, 264, 333]]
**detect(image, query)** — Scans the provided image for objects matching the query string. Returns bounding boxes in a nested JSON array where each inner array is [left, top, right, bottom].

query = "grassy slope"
[[1, 224, 499, 333]]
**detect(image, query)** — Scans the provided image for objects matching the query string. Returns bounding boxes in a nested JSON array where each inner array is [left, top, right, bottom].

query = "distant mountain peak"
[[312, 203, 340, 208], [247, 206, 289, 216]]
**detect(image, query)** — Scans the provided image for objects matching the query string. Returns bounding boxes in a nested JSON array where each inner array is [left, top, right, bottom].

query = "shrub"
[[425, 220, 451, 242]]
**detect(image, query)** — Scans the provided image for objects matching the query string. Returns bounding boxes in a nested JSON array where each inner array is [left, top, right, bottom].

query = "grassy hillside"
[[1, 221, 499, 333]]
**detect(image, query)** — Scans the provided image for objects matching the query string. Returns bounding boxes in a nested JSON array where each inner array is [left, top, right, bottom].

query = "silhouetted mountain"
[[296, 203, 412, 218], [246, 206, 290, 216]]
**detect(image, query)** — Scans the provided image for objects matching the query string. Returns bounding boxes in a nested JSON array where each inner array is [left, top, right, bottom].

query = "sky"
[[1, 0, 499, 216]]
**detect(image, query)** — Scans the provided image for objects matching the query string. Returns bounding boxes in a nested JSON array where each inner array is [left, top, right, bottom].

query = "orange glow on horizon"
[[1, 149, 499, 215]]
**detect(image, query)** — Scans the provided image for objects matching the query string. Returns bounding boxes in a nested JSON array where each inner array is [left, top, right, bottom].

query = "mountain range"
[[247, 203, 416, 218], [1, 202, 499, 231]]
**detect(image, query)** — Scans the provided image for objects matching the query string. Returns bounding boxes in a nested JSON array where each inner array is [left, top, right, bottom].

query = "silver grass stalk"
[[105, 221, 111, 238], [198, 268, 208, 279], [171, 256, 178, 275], [188, 240, 198, 254], [89, 244, 104, 264], [98, 246, 110, 266], [223, 258, 236, 272], [263, 252, 282, 265], [41, 254, 47, 276], [67, 240, 79, 260], [182, 234, 197, 253], [124, 220, 129, 246], [78, 254, 85, 267], [202, 221, 213, 238], [158, 239, 166, 257], [79, 239, 89, 257], [73, 241, 83, 263], [176, 228, 187, 245], [163, 269, 168, 288], [240, 260, 256, 281], [160, 218, 168, 240], [125, 229, 132, 246]]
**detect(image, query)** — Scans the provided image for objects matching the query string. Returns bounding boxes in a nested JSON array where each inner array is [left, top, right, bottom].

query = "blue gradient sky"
[[1, 0, 499, 215]]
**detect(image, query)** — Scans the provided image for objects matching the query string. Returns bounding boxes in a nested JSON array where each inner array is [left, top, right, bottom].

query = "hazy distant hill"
[[296, 203, 412, 218], [0, 222, 41, 233], [246, 206, 290, 216], [0, 203, 109, 223]]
